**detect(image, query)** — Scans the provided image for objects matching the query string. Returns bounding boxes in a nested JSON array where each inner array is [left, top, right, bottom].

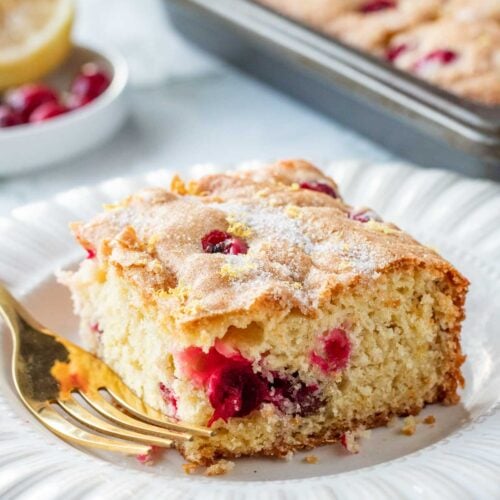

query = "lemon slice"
[[0, 0, 74, 90]]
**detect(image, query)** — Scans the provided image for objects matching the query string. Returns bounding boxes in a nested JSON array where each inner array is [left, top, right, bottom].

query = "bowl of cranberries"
[[0, 44, 128, 175]]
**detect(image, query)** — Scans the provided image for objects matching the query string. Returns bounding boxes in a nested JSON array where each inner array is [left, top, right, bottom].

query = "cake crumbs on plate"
[[136, 446, 162, 465], [182, 462, 200, 475], [340, 427, 371, 453], [423, 415, 436, 425], [401, 416, 417, 436], [302, 455, 319, 464], [204, 459, 235, 476]]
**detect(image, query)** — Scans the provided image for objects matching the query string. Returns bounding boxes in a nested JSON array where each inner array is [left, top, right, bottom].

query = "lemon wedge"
[[0, 0, 75, 90]]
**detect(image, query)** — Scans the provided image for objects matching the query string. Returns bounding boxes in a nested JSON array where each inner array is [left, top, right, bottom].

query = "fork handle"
[[0, 284, 53, 342], [0, 284, 22, 345]]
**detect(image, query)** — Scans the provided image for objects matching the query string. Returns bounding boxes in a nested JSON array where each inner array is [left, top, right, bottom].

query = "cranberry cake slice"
[[60, 160, 468, 464]]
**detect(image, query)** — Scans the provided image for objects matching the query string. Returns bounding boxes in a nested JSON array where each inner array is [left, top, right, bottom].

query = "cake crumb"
[[302, 455, 318, 464], [204, 459, 235, 476], [283, 451, 294, 462], [340, 427, 371, 453], [136, 446, 162, 466], [423, 415, 436, 425], [182, 462, 199, 475], [401, 416, 417, 436], [136, 452, 153, 466]]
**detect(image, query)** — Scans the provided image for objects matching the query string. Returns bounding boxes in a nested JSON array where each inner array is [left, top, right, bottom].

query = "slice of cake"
[[61, 160, 468, 464]]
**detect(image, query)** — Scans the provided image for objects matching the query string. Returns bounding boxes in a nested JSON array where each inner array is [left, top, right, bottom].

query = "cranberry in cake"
[[60, 160, 468, 464]]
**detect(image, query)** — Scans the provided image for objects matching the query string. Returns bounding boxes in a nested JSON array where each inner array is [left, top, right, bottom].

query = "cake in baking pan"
[[257, 0, 500, 105]]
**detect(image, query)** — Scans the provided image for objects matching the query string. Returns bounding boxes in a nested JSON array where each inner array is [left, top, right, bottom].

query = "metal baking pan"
[[165, 0, 500, 180]]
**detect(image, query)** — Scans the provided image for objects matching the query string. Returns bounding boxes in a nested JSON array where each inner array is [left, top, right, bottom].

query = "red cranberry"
[[175, 346, 231, 388], [86, 248, 96, 259], [385, 44, 407, 62], [159, 382, 178, 416], [201, 230, 248, 255], [349, 207, 382, 223], [267, 373, 324, 416], [413, 49, 458, 72], [5, 84, 58, 122], [214, 338, 247, 362], [207, 363, 267, 426], [71, 63, 111, 102], [29, 102, 67, 123], [0, 105, 22, 127], [136, 445, 161, 465], [310, 328, 351, 374], [340, 433, 348, 449], [66, 93, 93, 110], [299, 181, 338, 199], [227, 237, 248, 255], [359, 0, 397, 13], [90, 323, 103, 335]]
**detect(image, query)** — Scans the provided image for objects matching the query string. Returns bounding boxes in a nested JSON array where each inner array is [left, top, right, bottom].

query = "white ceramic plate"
[[1, 161, 499, 500], [0, 44, 128, 176]]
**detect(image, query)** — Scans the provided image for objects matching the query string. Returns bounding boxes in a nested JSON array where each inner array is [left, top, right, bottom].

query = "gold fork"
[[0, 284, 213, 456]]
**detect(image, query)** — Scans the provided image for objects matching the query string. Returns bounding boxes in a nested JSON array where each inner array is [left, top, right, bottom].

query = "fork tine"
[[79, 390, 193, 442], [106, 386, 214, 437], [38, 405, 151, 455], [57, 396, 173, 448]]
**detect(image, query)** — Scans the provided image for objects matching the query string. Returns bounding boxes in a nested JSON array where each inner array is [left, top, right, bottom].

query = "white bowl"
[[0, 44, 128, 176]]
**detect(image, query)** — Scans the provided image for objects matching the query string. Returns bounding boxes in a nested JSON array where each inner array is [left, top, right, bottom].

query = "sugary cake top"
[[259, 0, 443, 50], [445, 0, 500, 23], [258, 0, 500, 105], [388, 20, 500, 95], [323, 0, 442, 51], [72, 160, 462, 326]]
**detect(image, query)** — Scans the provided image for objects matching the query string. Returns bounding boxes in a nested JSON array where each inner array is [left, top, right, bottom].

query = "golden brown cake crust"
[[71, 160, 468, 332]]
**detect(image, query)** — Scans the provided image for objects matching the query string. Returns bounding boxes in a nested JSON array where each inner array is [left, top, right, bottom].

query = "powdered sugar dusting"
[[314, 239, 384, 276], [211, 201, 386, 278], [211, 202, 314, 253]]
